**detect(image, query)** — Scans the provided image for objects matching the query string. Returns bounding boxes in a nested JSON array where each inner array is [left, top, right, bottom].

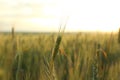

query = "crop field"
[[0, 29, 120, 80]]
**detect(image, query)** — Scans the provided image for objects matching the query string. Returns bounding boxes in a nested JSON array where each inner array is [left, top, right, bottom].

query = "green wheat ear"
[[12, 27, 15, 40], [43, 17, 68, 80], [50, 27, 63, 80], [52, 35, 62, 61], [52, 16, 68, 61], [43, 33, 63, 80], [118, 28, 120, 44]]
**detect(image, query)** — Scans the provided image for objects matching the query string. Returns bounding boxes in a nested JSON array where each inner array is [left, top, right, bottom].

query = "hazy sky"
[[0, 0, 120, 32]]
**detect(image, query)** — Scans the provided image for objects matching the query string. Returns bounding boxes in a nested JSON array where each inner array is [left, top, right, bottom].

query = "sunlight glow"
[[0, 0, 120, 32]]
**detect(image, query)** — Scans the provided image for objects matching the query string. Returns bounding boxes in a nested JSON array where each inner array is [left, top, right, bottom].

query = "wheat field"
[[0, 29, 120, 80]]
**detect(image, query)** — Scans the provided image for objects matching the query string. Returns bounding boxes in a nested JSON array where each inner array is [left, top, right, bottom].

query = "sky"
[[0, 0, 120, 32]]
